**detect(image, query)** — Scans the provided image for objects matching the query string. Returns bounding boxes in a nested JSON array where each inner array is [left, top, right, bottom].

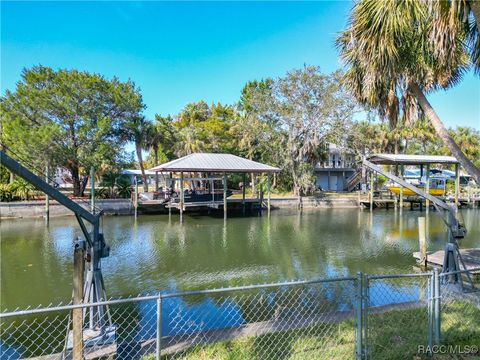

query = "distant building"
[[315, 144, 357, 191]]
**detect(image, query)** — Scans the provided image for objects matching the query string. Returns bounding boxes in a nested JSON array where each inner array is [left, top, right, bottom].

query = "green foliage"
[[116, 176, 132, 198], [0, 179, 37, 201], [1, 66, 144, 196], [99, 172, 132, 198]]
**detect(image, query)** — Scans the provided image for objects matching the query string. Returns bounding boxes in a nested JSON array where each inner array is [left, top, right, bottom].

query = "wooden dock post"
[[45, 164, 49, 221], [73, 241, 85, 360], [242, 173, 246, 215], [267, 173, 271, 215], [90, 166, 95, 214], [223, 173, 227, 219], [454, 163, 459, 206], [425, 164, 430, 213], [399, 165, 404, 211], [180, 172, 184, 222], [369, 171, 373, 211], [418, 217, 427, 269], [134, 176, 138, 218]]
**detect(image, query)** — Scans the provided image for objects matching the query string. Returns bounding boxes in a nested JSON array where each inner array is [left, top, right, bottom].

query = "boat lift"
[[363, 158, 474, 286], [0, 151, 114, 350]]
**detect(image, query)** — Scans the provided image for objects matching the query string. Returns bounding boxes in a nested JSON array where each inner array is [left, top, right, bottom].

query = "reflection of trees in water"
[[160, 280, 356, 338]]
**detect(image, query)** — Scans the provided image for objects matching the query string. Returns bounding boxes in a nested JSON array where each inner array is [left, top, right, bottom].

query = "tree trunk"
[[71, 166, 82, 197], [136, 142, 148, 192], [469, 0, 480, 29], [409, 82, 480, 184]]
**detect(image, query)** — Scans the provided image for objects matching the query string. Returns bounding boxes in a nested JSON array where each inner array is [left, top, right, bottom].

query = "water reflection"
[[1, 209, 479, 310]]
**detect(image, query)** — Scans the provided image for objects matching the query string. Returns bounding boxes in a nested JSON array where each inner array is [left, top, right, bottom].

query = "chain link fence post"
[[355, 272, 364, 360], [433, 268, 441, 345], [156, 295, 162, 360], [427, 273, 434, 356], [363, 274, 369, 360]]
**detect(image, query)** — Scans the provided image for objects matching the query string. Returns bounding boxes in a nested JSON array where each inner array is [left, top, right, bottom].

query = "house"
[[314, 144, 357, 191]]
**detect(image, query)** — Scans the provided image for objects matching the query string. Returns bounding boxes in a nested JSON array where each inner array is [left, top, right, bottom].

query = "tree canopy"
[[1, 66, 144, 196]]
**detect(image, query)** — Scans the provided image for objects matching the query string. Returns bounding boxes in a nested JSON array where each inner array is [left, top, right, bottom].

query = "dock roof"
[[149, 153, 281, 173], [368, 154, 459, 165]]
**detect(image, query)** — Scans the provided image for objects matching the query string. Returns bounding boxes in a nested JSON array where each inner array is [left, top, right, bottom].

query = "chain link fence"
[[1, 269, 479, 360]]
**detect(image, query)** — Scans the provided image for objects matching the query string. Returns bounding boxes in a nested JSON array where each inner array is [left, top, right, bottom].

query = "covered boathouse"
[[148, 153, 281, 218]]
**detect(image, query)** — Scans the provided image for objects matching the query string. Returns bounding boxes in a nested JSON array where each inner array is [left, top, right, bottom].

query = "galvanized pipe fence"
[[1, 268, 479, 360]]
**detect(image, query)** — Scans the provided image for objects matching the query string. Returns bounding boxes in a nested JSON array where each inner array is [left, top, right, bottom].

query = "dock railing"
[[1, 268, 479, 360]]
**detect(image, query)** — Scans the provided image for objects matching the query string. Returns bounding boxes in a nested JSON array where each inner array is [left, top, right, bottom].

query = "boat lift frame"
[[0, 151, 112, 331], [362, 158, 473, 286]]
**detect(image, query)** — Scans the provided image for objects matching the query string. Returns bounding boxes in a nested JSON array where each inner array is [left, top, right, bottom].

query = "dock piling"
[[45, 164, 49, 222], [223, 173, 227, 219], [418, 217, 427, 269], [73, 240, 85, 360]]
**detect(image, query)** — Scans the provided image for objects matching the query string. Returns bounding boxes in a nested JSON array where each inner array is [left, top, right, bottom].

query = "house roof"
[[121, 169, 156, 176], [149, 153, 281, 173], [367, 154, 459, 165]]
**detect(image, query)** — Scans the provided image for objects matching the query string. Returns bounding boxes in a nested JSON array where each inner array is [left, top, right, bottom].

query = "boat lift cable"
[[362, 158, 474, 287], [0, 150, 112, 330]]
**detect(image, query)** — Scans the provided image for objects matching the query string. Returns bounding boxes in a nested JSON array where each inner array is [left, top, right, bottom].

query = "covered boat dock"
[[148, 153, 281, 219], [363, 154, 461, 211]]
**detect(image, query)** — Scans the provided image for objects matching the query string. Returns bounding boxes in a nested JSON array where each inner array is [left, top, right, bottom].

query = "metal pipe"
[[156, 296, 162, 360], [433, 268, 440, 345], [355, 272, 363, 360]]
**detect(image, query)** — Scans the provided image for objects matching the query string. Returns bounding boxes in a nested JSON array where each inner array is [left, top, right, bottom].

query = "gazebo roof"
[[149, 153, 281, 173], [368, 154, 458, 165]]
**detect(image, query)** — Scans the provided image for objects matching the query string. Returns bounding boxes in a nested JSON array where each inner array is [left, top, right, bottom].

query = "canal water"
[[1, 208, 479, 310]]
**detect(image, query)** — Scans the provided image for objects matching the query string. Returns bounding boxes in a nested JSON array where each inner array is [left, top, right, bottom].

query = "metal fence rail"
[[1, 269, 479, 360]]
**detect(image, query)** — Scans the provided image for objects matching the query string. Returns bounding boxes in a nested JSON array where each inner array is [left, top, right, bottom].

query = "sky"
[[1, 1, 479, 130]]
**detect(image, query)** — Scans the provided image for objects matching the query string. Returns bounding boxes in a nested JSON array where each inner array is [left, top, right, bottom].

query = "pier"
[[413, 248, 480, 274]]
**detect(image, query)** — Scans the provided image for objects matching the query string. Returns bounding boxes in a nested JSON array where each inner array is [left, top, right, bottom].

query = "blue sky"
[[1, 1, 479, 129]]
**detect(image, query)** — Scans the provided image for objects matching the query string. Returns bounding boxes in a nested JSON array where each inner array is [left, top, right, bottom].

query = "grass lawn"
[[141, 300, 480, 360]]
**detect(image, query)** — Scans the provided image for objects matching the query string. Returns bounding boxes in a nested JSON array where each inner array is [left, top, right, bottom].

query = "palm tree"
[[146, 114, 176, 190], [176, 126, 205, 157], [337, 0, 480, 183], [121, 115, 151, 192]]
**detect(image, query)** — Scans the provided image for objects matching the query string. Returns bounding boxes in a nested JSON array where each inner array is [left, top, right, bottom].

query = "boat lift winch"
[[0, 151, 115, 347], [362, 158, 474, 287]]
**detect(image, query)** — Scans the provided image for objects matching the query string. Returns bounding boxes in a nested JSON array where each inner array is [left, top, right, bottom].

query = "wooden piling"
[[90, 166, 95, 214], [399, 165, 404, 211], [242, 173, 246, 215], [267, 173, 271, 215], [454, 163, 459, 206], [369, 172, 373, 211], [418, 217, 427, 269], [73, 242, 85, 360], [223, 173, 227, 219], [134, 176, 138, 218], [45, 164, 49, 221], [425, 164, 430, 213], [180, 172, 184, 222]]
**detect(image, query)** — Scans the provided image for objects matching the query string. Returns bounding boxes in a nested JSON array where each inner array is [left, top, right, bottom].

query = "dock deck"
[[166, 198, 263, 210], [413, 248, 480, 273]]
